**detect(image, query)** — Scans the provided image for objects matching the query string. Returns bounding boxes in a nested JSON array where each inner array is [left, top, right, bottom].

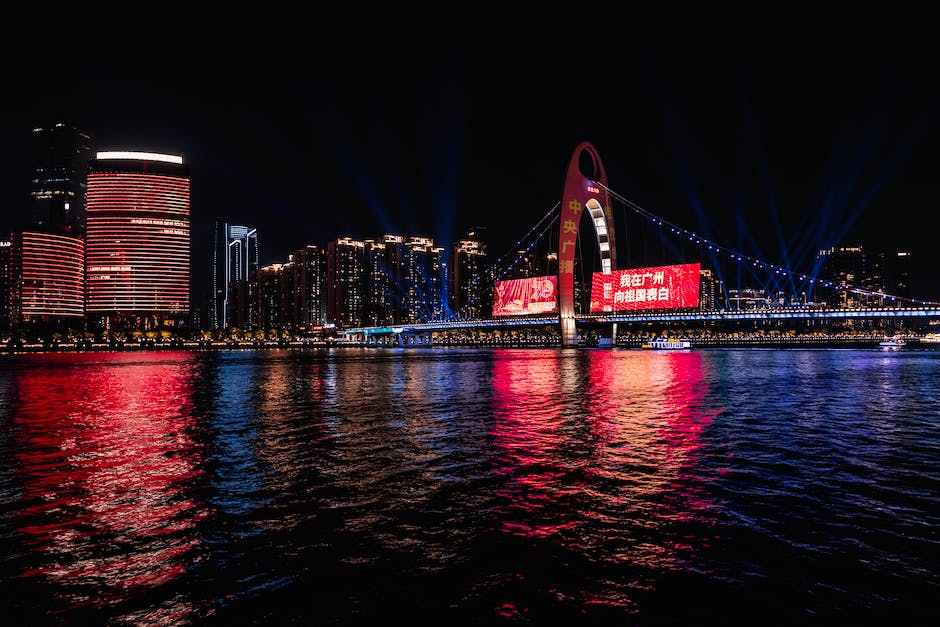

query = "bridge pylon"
[[558, 142, 617, 347]]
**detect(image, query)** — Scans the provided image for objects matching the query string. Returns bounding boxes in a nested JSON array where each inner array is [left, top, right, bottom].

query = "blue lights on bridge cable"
[[597, 181, 940, 308]]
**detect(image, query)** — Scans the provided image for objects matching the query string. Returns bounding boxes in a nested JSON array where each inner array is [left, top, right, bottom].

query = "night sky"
[[3, 5, 940, 300]]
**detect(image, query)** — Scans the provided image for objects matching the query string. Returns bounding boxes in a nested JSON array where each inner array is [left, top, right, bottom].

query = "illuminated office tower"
[[30, 123, 93, 233], [210, 219, 260, 329], [5, 229, 84, 328], [85, 151, 190, 329], [450, 229, 488, 320]]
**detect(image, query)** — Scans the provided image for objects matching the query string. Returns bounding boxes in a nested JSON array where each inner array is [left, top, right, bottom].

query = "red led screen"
[[590, 263, 700, 312], [492, 276, 558, 316]]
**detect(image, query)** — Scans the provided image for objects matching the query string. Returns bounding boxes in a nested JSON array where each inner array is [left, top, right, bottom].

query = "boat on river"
[[641, 337, 692, 350], [878, 335, 906, 350]]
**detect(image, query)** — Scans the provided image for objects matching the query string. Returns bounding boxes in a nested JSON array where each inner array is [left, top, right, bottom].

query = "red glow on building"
[[589, 263, 700, 312], [85, 171, 190, 314], [492, 275, 558, 317], [11, 230, 84, 321]]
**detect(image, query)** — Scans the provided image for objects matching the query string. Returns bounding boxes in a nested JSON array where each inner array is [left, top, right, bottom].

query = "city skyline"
[[3, 7, 940, 300]]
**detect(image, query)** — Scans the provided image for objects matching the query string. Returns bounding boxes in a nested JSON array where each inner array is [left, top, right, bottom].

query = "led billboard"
[[590, 263, 700, 312], [492, 275, 558, 317]]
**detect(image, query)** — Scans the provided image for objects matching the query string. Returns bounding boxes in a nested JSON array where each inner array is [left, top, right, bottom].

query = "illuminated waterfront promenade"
[[6, 330, 940, 352]]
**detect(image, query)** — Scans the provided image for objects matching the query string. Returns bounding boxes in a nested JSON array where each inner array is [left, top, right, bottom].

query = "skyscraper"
[[327, 237, 365, 328], [291, 245, 328, 329], [890, 251, 912, 300], [403, 236, 445, 323], [248, 262, 293, 335], [210, 219, 259, 329], [85, 151, 190, 329], [450, 229, 488, 320], [817, 246, 865, 308], [30, 123, 93, 233]]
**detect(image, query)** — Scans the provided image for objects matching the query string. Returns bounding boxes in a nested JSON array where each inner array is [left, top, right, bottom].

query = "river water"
[[1, 347, 938, 625]]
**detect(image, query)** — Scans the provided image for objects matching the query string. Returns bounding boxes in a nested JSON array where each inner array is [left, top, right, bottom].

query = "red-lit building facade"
[[85, 152, 190, 329], [3, 230, 85, 329]]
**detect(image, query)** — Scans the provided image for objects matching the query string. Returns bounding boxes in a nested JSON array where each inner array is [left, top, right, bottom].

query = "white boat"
[[920, 333, 940, 344], [878, 335, 906, 350], [641, 337, 692, 350]]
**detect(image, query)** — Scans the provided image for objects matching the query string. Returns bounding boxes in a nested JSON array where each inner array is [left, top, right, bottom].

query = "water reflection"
[[2, 348, 936, 624], [9, 352, 204, 623], [490, 349, 581, 538], [584, 351, 720, 559], [489, 349, 720, 614]]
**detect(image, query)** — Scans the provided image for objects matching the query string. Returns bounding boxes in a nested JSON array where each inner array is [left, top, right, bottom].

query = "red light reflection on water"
[[11, 352, 204, 619], [490, 349, 722, 614], [582, 350, 721, 555], [490, 350, 581, 538], [583, 350, 715, 465]]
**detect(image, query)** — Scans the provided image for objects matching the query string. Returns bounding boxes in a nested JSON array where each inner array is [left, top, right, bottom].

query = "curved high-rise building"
[[7, 229, 85, 325], [85, 152, 190, 325]]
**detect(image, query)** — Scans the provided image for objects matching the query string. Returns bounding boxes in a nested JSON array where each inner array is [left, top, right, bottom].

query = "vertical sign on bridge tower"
[[558, 142, 617, 347]]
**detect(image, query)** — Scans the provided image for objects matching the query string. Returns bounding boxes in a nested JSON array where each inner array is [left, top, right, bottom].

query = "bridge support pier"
[[397, 331, 433, 347], [560, 316, 578, 348], [598, 322, 617, 347]]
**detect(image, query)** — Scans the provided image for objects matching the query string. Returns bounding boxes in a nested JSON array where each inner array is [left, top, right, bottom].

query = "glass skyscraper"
[[210, 219, 260, 329], [30, 123, 93, 234]]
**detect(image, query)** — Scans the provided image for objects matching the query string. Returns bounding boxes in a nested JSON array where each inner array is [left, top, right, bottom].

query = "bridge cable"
[[449, 202, 560, 321], [598, 182, 940, 308]]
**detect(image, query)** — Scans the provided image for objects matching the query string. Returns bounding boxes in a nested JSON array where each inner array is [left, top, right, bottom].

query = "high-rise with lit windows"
[[327, 238, 365, 328], [402, 236, 445, 323], [292, 245, 328, 329], [30, 123, 93, 233], [450, 229, 488, 320], [85, 151, 190, 328], [817, 246, 866, 308], [5, 230, 85, 327], [210, 219, 260, 329]]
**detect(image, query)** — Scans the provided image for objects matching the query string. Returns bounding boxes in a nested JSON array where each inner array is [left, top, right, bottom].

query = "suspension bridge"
[[344, 142, 940, 347]]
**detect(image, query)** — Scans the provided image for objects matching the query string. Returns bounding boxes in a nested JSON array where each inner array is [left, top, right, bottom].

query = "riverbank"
[[3, 339, 337, 353], [4, 335, 940, 353]]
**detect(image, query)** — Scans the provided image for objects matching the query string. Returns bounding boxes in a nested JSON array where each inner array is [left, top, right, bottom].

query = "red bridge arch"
[[558, 142, 617, 347]]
